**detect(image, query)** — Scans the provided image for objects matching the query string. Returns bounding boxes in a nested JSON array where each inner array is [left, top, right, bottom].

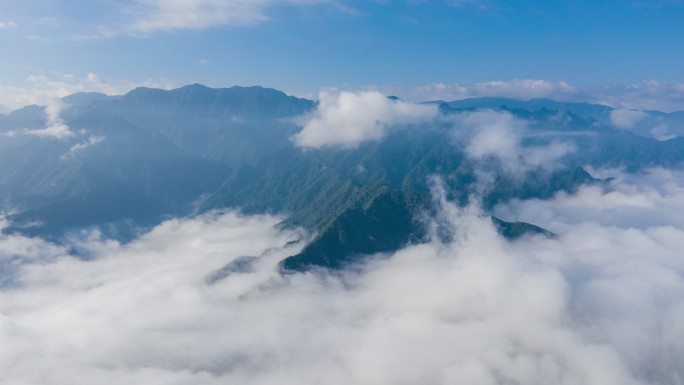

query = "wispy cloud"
[[0, 21, 18, 29], [0, 71, 174, 139], [293, 91, 438, 148], [60, 135, 106, 160], [5, 102, 74, 139], [610, 109, 648, 129], [448, 0, 493, 11], [121, 0, 341, 35], [449, 109, 575, 176]]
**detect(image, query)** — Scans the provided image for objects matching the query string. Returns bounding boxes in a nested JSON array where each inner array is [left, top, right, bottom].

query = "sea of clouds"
[[1, 166, 683, 384]]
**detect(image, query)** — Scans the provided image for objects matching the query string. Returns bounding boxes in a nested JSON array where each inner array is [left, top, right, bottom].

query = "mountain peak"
[[119, 83, 314, 118], [62, 92, 114, 107]]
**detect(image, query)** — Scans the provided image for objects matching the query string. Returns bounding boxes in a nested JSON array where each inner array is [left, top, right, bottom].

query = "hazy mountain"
[[1, 109, 229, 238], [87, 84, 314, 165], [62, 91, 118, 107], [2, 84, 684, 269], [438, 97, 613, 123], [438, 97, 684, 139], [3, 105, 46, 130]]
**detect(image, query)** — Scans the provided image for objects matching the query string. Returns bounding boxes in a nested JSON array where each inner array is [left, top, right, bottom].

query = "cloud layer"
[[293, 91, 438, 148], [1, 169, 684, 384]]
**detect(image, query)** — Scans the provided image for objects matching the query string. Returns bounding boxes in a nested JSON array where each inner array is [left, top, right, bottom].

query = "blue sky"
[[1, 0, 684, 111]]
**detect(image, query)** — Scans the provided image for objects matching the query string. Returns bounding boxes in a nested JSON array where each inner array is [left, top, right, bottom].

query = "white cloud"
[[610, 109, 648, 129], [2, 171, 684, 383], [5, 102, 74, 139], [0, 217, 66, 264], [494, 167, 684, 231], [123, 0, 338, 34], [460, 110, 524, 162], [293, 91, 438, 148], [650, 124, 676, 141], [60, 136, 106, 160], [450, 109, 575, 175], [0, 21, 18, 29]]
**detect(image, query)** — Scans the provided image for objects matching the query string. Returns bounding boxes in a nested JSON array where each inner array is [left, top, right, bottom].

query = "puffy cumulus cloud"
[[450, 109, 575, 175], [610, 109, 648, 129], [124, 0, 340, 34], [293, 91, 438, 149], [2, 170, 684, 384]]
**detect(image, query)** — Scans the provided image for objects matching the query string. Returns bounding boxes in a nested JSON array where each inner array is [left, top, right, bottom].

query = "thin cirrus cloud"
[[292, 91, 439, 149], [1, 169, 684, 384], [0, 21, 18, 29], [122, 0, 340, 34]]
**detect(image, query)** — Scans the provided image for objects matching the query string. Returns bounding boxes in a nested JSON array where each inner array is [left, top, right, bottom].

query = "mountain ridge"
[[2, 84, 684, 270]]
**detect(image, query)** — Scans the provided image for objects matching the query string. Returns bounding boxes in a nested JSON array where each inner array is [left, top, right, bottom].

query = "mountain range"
[[1, 84, 683, 271]]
